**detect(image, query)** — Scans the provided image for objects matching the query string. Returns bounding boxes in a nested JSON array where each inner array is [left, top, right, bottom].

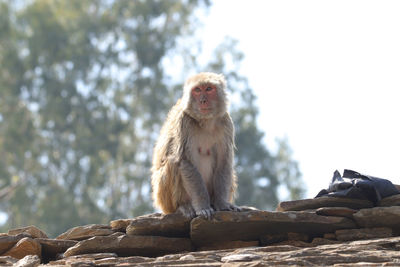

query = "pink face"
[[191, 84, 218, 114]]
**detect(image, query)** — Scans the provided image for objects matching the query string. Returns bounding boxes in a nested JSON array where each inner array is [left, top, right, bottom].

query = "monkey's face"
[[191, 83, 218, 116], [182, 72, 227, 120]]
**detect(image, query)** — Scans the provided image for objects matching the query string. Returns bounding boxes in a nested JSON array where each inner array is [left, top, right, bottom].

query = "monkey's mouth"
[[199, 108, 212, 114]]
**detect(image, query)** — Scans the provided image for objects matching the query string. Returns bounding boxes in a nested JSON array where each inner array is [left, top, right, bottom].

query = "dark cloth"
[[315, 169, 400, 205]]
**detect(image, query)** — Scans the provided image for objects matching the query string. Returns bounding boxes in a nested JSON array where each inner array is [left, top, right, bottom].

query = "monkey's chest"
[[190, 135, 217, 189]]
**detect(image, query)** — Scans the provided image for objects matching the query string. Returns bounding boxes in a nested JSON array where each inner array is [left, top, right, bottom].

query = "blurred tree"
[[0, 0, 304, 236]]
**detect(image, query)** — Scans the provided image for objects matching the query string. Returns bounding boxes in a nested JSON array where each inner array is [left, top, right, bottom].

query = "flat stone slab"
[[36, 238, 78, 259], [190, 210, 356, 247], [43, 236, 400, 266], [126, 213, 191, 237], [64, 234, 193, 257], [3, 237, 41, 259], [110, 219, 133, 232], [277, 196, 373, 211], [353, 206, 400, 230], [379, 194, 400, 207], [14, 255, 40, 267], [316, 207, 357, 219], [0, 234, 30, 255], [8, 225, 48, 239], [335, 227, 393, 241], [56, 224, 114, 241]]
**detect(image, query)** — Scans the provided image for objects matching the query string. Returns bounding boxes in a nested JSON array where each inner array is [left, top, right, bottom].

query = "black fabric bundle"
[[316, 169, 400, 205]]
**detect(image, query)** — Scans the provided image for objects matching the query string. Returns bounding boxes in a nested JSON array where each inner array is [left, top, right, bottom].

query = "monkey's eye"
[[193, 87, 201, 93], [206, 86, 214, 92]]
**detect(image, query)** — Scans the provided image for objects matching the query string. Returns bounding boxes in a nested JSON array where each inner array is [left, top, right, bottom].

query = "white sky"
[[200, 0, 400, 198]]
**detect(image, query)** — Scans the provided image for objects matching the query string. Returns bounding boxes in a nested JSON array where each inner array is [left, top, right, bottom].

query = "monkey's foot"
[[195, 207, 214, 220], [176, 204, 196, 219], [213, 202, 242, 212]]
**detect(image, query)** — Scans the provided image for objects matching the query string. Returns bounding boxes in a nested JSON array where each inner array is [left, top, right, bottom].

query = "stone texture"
[[8, 226, 48, 239], [36, 236, 400, 266], [191, 210, 356, 247], [311, 237, 339, 245], [4, 205, 400, 265], [0, 256, 18, 266], [63, 234, 193, 257], [14, 255, 40, 267], [323, 233, 337, 240], [36, 238, 77, 260], [3, 237, 41, 259], [49, 253, 118, 265], [335, 227, 393, 241], [379, 194, 400, 207], [110, 218, 133, 232], [277, 196, 373, 211], [126, 212, 191, 237], [221, 253, 262, 262], [56, 224, 114, 241], [260, 232, 309, 246], [197, 240, 259, 251], [0, 234, 29, 254], [353, 206, 400, 230], [316, 207, 357, 218]]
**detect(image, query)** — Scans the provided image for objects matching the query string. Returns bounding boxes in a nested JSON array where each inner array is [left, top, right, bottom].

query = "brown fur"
[[151, 72, 238, 216]]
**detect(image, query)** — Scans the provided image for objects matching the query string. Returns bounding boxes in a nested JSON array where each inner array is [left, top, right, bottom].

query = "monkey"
[[151, 72, 240, 219]]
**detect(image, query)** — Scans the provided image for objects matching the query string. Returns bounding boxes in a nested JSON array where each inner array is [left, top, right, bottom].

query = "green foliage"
[[0, 0, 303, 236]]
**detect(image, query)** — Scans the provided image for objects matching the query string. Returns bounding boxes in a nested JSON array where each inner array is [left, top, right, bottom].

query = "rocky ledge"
[[1, 194, 400, 266]]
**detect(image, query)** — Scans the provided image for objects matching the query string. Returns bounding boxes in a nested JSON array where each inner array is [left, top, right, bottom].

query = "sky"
[[199, 0, 400, 198]]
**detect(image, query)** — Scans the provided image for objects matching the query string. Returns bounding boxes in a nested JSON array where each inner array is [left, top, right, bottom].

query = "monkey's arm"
[[212, 115, 241, 212], [212, 150, 240, 211], [179, 159, 214, 218]]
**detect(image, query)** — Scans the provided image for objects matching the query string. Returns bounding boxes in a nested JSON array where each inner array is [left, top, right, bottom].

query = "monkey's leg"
[[179, 159, 214, 219]]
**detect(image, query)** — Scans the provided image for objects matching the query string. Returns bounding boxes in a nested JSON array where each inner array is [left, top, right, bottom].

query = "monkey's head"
[[182, 72, 228, 120]]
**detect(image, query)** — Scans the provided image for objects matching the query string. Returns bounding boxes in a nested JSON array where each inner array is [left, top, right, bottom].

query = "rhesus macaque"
[[151, 72, 240, 219]]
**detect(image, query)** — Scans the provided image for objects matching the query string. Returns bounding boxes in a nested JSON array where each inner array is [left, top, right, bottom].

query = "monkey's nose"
[[200, 95, 207, 104]]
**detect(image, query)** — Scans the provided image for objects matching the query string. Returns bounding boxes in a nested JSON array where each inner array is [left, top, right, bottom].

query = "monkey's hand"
[[213, 201, 242, 212], [195, 207, 215, 220]]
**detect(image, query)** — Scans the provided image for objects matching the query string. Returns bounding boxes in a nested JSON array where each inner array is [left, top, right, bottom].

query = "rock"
[[56, 224, 114, 241], [311, 237, 339, 245], [126, 212, 191, 237], [3, 237, 41, 259], [14, 255, 40, 267], [180, 254, 196, 260], [353, 206, 400, 230], [287, 232, 309, 242], [221, 253, 262, 262], [335, 227, 393, 241], [323, 233, 336, 240], [379, 194, 400, 207], [0, 234, 30, 254], [8, 226, 48, 239], [277, 196, 373, 211], [50, 253, 118, 265], [118, 256, 154, 264], [36, 238, 78, 260], [41, 236, 400, 266], [110, 218, 134, 232], [0, 256, 18, 266], [197, 240, 259, 251], [64, 234, 193, 257], [316, 207, 357, 219], [190, 210, 356, 247], [259, 233, 287, 245], [259, 232, 309, 246]]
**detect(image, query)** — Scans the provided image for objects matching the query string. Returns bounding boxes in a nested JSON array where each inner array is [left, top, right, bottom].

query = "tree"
[[0, 0, 303, 236]]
